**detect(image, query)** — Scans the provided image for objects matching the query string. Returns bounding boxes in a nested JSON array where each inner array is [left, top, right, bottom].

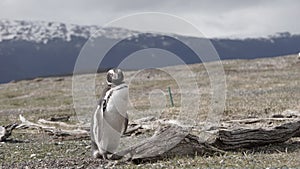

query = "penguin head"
[[106, 68, 124, 85]]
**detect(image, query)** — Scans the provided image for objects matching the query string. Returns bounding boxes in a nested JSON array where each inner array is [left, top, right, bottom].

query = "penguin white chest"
[[105, 85, 128, 116], [100, 84, 128, 153]]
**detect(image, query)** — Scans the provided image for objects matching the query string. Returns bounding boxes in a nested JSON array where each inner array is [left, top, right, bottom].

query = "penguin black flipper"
[[123, 113, 128, 134], [98, 85, 111, 108]]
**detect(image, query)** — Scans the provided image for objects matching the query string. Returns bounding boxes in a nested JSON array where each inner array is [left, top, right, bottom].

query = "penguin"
[[91, 68, 129, 159]]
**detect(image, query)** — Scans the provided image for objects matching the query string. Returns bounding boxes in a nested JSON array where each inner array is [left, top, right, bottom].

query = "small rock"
[[184, 138, 190, 143], [30, 154, 36, 158], [77, 165, 85, 169], [54, 142, 64, 145]]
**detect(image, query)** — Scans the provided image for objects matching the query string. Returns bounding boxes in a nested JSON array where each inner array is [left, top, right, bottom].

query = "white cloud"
[[0, 0, 299, 38]]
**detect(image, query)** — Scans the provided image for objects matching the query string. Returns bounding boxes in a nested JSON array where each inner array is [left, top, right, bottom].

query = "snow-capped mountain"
[[0, 19, 140, 43], [0, 19, 300, 83]]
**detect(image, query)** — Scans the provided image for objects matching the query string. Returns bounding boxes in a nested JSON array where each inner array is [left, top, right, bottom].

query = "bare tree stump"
[[0, 123, 18, 142]]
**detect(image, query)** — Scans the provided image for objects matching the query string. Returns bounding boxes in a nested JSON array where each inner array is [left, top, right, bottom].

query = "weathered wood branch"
[[214, 120, 300, 150], [37, 119, 84, 129], [0, 123, 18, 142], [18, 115, 89, 140], [47, 115, 70, 122], [226, 117, 300, 124]]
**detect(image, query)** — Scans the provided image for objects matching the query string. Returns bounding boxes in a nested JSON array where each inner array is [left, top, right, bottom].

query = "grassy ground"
[[1, 54, 300, 168]]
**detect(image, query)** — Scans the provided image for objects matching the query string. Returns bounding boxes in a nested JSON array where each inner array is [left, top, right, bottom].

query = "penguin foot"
[[102, 152, 108, 160], [92, 150, 102, 159]]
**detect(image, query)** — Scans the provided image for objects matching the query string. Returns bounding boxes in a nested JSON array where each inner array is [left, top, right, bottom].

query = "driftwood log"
[[214, 120, 300, 150], [111, 125, 224, 163], [15, 111, 300, 163], [110, 117, 300, 163]]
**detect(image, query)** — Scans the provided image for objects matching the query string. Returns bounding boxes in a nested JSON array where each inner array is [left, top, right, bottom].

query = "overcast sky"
[[0, 0, 299, 38]]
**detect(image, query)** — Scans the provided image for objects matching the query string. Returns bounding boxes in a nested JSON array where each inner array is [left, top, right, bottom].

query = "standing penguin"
[[91, 68, 129, 159]]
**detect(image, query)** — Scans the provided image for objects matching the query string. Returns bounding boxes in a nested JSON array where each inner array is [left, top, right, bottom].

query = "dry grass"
[[1, 54, 300, 168]]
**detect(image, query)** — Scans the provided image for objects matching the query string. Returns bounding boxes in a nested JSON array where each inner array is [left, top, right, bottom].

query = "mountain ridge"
[[0, 19, 141, 43], [0, 19, 299, 83]]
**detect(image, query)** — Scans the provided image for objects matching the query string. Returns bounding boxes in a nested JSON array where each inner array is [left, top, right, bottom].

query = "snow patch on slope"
[[0, 19, 139, 43]]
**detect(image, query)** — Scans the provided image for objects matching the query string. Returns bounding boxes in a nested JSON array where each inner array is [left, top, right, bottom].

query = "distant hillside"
[[212, 32, 300, 60], [0, 20, 299, 83]]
